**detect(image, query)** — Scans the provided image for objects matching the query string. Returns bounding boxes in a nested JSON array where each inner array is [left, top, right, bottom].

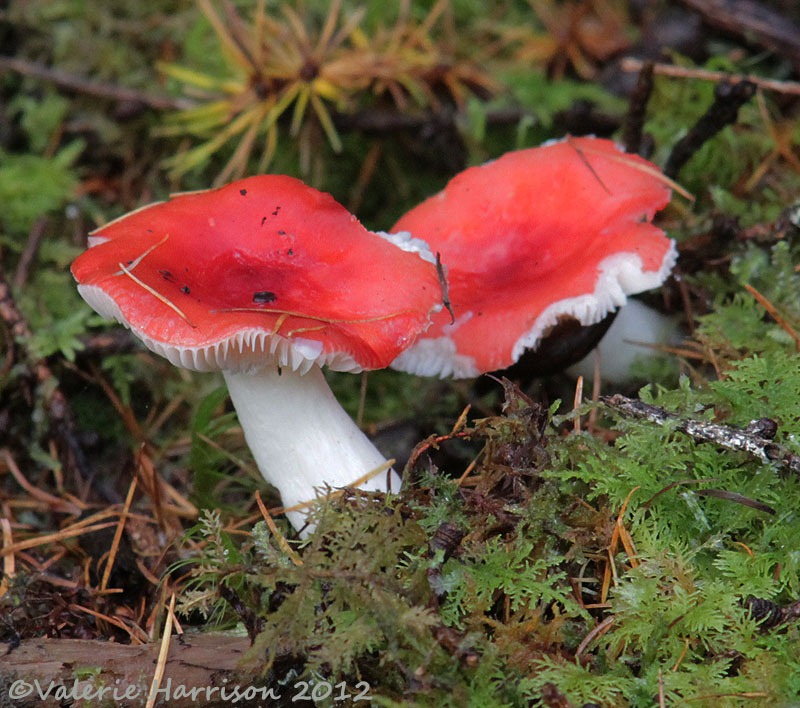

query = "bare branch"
[[602, 393, 800, 474], [0, 56, 194, 111]]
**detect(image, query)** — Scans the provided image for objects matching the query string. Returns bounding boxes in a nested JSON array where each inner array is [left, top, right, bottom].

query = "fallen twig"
[[622, 60, 655, 156], [0, 56, 193, 111], [621, 58, 800, 96], [13, 217, 49, 290], [602, 394, 800, 474], [664, 79, 756, 179], [744, 283, 800, 350]]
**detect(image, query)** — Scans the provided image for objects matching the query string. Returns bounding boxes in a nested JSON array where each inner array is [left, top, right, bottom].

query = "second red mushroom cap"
[[390, 136, 677, 378]]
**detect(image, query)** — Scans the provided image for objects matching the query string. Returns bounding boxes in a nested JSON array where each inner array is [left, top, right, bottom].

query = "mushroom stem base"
[[223, 366, 401, 534]]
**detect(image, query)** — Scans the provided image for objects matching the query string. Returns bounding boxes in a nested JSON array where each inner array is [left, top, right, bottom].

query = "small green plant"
[[158, 0, 497, 183]]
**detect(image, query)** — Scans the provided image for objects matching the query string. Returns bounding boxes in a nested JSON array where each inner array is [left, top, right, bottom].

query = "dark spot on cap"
[[181, 285, 191, 294], [240, 188, 247, 196], [253, 291, 277, 304], [277, 229, 286, 235], [159, 269, 176, 282], [261, 216, 267, 226], [272, 206, 281, 216], [287, 248, 293, 256]]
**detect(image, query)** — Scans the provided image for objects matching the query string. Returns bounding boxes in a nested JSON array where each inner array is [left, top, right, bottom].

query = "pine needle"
[[146, 593, 177, 708]]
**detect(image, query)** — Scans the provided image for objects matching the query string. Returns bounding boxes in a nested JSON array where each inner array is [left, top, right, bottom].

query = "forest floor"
[[2, 1, 800, 706]]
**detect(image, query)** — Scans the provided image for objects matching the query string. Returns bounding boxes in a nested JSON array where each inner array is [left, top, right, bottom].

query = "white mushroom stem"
[[567, 300, 679, 384], [222, 365, 401, 534]]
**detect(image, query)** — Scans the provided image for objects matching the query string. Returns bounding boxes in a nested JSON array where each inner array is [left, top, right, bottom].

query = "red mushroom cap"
[[390, 136, 677, 377], [72, 175, 441, 374]]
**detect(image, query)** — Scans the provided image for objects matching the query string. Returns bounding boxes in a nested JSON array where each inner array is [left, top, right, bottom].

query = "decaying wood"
[[0, 634, 254, 708]]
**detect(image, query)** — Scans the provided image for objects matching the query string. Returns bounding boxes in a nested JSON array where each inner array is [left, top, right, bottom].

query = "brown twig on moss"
[[0, 55, 193, 111], [621, 60, 654, 157], [12, 217, 49, 291], [602, 393, 800, 474], [405, 405, 476, 478], [620, 58, 800, 96], [664, 79, 757, 179], [744, 283, 800, 351]]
